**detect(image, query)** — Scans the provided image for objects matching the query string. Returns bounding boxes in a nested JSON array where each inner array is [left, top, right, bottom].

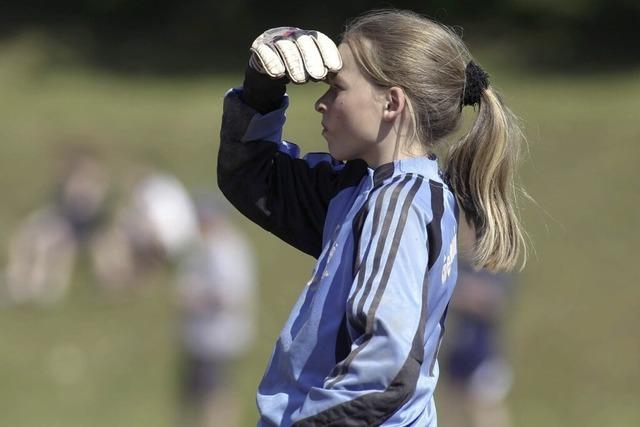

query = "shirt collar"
[[368, 154, 442, 186]]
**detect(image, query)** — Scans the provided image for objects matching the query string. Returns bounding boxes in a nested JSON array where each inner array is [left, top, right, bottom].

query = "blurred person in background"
[[4, 206, 77, 305], [4, 146, 110, 305], [174, 192, 257, 427], [439, 220, 516, 427], [90, 167, 198, 291], [54, 146, 111, 246]]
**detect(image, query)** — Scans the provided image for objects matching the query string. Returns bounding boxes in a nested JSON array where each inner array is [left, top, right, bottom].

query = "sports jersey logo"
[[442, 235, 457, 282]]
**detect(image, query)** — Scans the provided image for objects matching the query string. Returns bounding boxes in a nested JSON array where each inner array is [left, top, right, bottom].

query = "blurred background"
[[0, 1, 638, 426]]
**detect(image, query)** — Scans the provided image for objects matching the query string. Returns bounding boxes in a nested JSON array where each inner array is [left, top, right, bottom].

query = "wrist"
[[241, 65, 287, 114]]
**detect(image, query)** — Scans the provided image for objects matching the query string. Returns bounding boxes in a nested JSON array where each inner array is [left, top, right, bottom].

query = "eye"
[[325, 75, 344, 91]]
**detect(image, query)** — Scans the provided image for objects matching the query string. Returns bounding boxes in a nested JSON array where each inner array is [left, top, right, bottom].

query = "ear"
[[381, 86, 406, 122]]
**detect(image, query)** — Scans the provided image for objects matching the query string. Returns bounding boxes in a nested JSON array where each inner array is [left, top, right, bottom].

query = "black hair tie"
[[462, 61, 489, 108]]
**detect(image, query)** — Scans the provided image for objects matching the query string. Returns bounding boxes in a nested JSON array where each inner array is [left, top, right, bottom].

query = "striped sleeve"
[[291, 175, 446, 426]]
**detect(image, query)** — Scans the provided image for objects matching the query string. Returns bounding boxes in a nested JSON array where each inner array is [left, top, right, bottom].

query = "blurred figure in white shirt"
[[91, 168, 198, 291], [175, 192, 256, 427]]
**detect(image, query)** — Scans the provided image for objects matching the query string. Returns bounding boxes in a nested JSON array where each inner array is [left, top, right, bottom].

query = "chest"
[[282, 183, 370, 344]]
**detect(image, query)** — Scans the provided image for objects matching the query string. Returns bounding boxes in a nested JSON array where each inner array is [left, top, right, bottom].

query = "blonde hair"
[[343, 9, 526, 271]]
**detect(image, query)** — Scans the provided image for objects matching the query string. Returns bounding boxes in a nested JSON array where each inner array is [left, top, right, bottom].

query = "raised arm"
[[217, 28, 367, 258]]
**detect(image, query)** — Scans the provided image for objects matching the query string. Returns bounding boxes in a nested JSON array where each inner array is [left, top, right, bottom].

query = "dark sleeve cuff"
[[241, 65, 287, 115]]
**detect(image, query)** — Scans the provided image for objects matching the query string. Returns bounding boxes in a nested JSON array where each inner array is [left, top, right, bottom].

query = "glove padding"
[[249, 27, 342, 84]]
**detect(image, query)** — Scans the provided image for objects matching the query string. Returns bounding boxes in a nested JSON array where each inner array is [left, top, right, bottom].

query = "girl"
[[218, 9, 525, 426]]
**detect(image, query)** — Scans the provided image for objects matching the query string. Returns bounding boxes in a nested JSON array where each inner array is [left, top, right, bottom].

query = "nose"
[[315, 93, 327, 113]]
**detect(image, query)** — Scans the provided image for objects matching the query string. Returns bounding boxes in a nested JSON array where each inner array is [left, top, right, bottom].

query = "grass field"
[[0, 37, 639, 426]]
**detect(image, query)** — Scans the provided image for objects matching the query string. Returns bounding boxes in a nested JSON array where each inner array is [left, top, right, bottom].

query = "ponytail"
[[341, 9, 527, 271], [445, 87, 526, 272]]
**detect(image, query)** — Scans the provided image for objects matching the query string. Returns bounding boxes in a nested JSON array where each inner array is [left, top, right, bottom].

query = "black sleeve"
[[217, 91, 368, 258], [241, 65, 287, 114]]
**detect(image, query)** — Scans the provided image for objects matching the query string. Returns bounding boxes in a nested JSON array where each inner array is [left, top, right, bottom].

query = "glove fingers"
[[295, 33, 326, 81], [249, 27, 342, 84], [248, 52, 265, 73], [274, 38, 307, 84], [311, 31, 343, 73], [250, 44, 286, 78]]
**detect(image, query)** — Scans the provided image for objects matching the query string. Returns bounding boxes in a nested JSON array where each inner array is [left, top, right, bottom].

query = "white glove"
[[249, 27, 342, 84]]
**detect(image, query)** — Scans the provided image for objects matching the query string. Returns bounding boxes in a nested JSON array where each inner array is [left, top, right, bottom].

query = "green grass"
[[0, 37, 639, 426]]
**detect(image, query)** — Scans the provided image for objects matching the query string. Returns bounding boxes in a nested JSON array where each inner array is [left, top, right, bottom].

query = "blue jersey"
[[218, 89, 459, 426]]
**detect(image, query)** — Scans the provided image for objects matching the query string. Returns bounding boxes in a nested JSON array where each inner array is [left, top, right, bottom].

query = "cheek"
[[337, 99, 380, 142], [331, 97, 364, 131], [325, 92, 382, 160]]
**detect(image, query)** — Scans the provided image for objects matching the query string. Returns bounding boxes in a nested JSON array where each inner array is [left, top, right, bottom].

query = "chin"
[[328, 148, 350, 162], [327, 140, 360, 162]]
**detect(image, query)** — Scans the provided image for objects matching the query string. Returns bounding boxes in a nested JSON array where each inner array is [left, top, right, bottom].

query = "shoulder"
[[374, 173, 437, 207], [373, 173, 456, 227], [357, 174, 429, 237]]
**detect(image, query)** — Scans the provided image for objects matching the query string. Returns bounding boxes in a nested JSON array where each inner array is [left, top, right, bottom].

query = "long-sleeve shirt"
[[218, 88, 459, 426]]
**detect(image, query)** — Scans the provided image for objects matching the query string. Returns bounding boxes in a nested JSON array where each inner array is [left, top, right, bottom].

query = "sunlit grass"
[[0, 36, 639, 426]]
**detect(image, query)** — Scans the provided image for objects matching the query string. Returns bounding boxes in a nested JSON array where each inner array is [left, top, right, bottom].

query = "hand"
[[241, 27, 342, 114], [250, 27, 342, 84]]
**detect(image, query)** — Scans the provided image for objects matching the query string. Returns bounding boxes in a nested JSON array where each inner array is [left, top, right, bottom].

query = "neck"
[[364, 111, 429, 168], [364, 134, 428, 168]]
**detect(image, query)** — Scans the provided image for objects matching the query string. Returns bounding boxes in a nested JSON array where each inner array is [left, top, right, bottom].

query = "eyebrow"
[[326, 73, 343, 85]]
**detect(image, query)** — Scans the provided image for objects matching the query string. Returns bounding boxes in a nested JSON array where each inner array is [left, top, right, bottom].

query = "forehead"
[[328, 43, 358, 83]]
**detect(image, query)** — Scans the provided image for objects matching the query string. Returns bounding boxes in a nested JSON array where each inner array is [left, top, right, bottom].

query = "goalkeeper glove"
[[242, 27, 342, 114]]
